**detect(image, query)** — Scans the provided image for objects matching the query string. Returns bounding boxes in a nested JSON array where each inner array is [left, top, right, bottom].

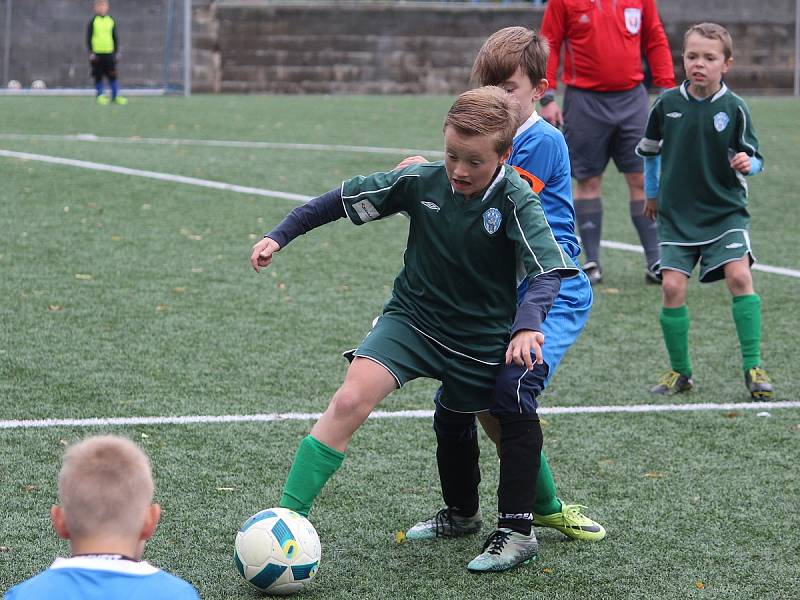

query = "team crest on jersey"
[[624, 8, 642, 34], [713, 112, 730, 132], [482, 208, 502, 234], [420, 201, 440, 211]]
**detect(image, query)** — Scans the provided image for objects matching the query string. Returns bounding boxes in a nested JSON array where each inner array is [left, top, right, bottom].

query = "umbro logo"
[[420, 201, 440, 211], [666, 112, 682, 118], [725, 242, 743, 249]]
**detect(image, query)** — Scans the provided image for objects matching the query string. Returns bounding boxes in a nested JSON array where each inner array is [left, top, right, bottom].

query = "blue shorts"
[[493, 267, 593, 415]]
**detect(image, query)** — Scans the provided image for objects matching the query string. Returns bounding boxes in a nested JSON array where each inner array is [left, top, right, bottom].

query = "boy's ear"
[[140, 503, 161, 541], [532, 78, 549, 102], [500, 146, 512, 164], [51, 505, 71, 540]]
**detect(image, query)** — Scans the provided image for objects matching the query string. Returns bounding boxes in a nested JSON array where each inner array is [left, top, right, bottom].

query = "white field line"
[[1, 401, 799, 430], [0, 133, 446, 158], [2, 147, 799, 280]]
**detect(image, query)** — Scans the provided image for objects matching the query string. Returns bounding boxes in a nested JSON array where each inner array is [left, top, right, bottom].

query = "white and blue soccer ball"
[[6, 80, 21, 90], [31, 80, 47, 89], [234, 507, 321, 595]]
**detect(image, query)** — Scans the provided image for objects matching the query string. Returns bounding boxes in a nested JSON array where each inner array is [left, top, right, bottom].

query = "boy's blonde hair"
[[684, 22, 733, 60], [444, 86, 522, 155], [472, 27, 549, 87], [58, 435, 154, 539]]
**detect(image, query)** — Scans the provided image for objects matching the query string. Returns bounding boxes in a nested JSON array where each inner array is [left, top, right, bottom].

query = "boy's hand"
[[730, 152, 752, 174], [250, 237, 281, 272], [394, 155, 428, 170], [89, 53, 97, 61], [540, 102, 564, 128], [644, 198, 658, 221], [505, 330, 545, 371]]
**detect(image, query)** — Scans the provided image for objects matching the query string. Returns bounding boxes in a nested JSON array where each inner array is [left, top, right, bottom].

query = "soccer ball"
[[234, 507, 321, 595], [7, 80, 21, 90], [31, 80, 47, 89]]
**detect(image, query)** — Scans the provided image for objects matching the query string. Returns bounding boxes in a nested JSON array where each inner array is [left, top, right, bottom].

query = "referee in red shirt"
[[540, 0, 675, 284]]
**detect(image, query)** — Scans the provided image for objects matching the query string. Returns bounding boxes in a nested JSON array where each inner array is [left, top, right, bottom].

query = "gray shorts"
[[562, 84, 649, 181]]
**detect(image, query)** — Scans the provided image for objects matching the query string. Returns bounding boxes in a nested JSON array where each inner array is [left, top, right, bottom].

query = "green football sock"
[[732, 294, 762, 371], [532, 451, 561, 516], [660, 305, 692, 377], [279, 435, 345, 517]]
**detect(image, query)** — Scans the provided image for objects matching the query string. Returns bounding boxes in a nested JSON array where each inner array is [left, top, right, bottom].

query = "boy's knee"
[[330, 385, 371, 419], [726, 269, 753, 294], [491, 362, 547, 417], [661, 276, 686, 304], [433, 397, 477, 442]]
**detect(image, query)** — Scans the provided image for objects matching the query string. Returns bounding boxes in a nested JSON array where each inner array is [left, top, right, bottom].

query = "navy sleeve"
[[511, 271, 562, 335], [265, 188, 346, 248], [87, 19, 94, 52], [112, 23, 118, 52]]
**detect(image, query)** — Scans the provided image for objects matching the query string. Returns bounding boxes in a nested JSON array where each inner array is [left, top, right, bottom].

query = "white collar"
[[51, 556, 160, 576], [515, 111, 541, 138]]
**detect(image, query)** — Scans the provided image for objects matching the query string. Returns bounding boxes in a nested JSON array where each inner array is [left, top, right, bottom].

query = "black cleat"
[[645, 263, 662, 285], [582, 261, 603, 285], [745, 367, 774, 400], [650, 370, 693, 395]]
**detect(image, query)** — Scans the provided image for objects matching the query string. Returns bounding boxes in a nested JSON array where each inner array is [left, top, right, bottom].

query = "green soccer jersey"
[[341, 161, 578, 360], [636, 82, 763, 244]]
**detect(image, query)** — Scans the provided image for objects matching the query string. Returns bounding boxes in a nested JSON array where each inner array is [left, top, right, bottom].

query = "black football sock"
[[434, 403, 480, 518], [497, 414, 543, 535]]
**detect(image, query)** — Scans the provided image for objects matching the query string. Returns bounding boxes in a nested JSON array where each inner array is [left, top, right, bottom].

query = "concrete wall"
[[1, 0, 796, 93]]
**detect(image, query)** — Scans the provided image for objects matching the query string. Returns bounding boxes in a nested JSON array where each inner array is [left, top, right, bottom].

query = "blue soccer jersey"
[[510, 112, 593, 383], [509, 113, 581, 260], [4, 556, 200, 600]]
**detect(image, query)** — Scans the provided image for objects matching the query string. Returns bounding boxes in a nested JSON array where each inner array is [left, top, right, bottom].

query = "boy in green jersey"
[[636, 23, 774, 399], [87, 0, 127, 105], [250, 87, 578, 571]]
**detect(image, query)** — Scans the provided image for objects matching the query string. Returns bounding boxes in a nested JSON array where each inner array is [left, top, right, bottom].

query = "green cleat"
[[406, 508, 482, 541], [533, 503, 606, 541], [467, 528, 538, 573], [650, 370, 693, 395], [113, 96, 128, 105], [745, 366, 774, 400], [96, 95, 110, 105]]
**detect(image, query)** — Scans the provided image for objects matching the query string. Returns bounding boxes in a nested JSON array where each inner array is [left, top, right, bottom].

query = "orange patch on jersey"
[[512, 166, 545, 194]]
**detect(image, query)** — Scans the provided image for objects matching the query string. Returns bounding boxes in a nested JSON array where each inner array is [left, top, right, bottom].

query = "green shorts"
[[351, 313, 503, 413], [660, 230, 755, 283]]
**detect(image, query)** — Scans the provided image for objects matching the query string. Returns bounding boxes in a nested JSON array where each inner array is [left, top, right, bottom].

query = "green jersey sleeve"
[[504, 187, 579, 281], [733, 101, 763, 163], [340, 167, 419, 225], [636, 95, 665, 157]]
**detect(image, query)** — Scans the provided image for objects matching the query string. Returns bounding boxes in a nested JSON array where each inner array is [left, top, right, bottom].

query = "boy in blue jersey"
[[400, 27, 605, 546], [636, 23, 774, 399], [251, 87, 580, 572], [4, 436, 199, 600]]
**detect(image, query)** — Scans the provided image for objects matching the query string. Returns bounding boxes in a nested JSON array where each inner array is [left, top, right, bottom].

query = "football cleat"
[[645, 263, 662, 285], [582, 261, 603, 285], [406, 508, 482, 541], [96, 95, 110, 105], [745, 366, 774, 400], [533, 503, 606, 541], [113, 95, 128, 105], [467, 528, 538, 573], [650, 370, 693, 395]]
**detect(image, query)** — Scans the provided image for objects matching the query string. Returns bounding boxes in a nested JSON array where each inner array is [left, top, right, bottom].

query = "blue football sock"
[[110, 79, 119, 99], [95, 81, 104, 97]]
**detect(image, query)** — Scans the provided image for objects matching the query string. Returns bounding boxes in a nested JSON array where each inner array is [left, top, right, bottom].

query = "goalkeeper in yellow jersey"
[[87, 0, 127, 105]]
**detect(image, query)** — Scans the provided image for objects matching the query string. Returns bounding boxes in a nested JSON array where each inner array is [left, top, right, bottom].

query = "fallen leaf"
[[87, 202, 98, 209], [394, 531, 406, 544], [277, 283, 287, 290], [171, 287, 186, 294], [249, 233, 258, 240], [724, 412, 739, 418], [642, 471, 664, 478], [155, 304, 169, 312], [58, 439, 68, 446], [191, 267, 203, 273], [543, 567, 553, 574], [63, 206, 70, 212], [48, 304, 63, 312], [140, 433, 149, 439], [216, 487, 236, 492], [695, 581, 705, 590], [111, 235, 122, 241], [188, 234, 203, 241], [141, 203, 151, 210], [22, 484, 38, 492], [74, 273, 93, 280], [603, 287, 620, 294], [756, 412, 771, 418]]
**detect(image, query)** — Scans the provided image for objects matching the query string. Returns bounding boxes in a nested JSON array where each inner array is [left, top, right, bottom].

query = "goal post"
[[0, 0, 191, 96]]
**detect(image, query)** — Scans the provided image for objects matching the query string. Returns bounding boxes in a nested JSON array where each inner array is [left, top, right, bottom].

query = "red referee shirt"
[[541, 0, 675, 93]]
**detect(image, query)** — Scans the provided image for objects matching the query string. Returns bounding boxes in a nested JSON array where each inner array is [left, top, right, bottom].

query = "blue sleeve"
[[511, 271, 562, 335], [747, 156, 763, 176], [644, 154, 661, 198], [265, 188, 346, 248]]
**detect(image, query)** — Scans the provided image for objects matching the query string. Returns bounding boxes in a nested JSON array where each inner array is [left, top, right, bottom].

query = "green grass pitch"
[[1, 95, 798, 599]]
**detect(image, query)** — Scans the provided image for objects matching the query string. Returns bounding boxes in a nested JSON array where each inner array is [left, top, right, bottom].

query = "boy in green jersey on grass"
[[636, 23, 774, 399], [250, 87, 579, 571]]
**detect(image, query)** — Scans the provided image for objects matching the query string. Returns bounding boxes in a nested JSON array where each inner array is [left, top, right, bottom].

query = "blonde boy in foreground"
[[636, 23, 774, 399], [4, 436, 199, 600]]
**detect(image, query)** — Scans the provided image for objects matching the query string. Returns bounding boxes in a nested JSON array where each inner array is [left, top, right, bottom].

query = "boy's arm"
[[642, 155, 661, 220], [250, 188, 345, 272], [112, 22, 119, 54], [87, 19, 94, 54], [506, 272, 562, 370], [732, 102, 764, 176]]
